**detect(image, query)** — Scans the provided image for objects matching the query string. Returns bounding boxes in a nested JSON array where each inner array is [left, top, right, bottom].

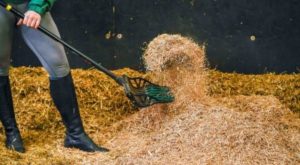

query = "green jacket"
[[4, 0, 56, 15]]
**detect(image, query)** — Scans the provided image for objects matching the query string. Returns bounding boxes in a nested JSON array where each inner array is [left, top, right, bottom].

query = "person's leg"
[[0, 6, 25, 153], [20, 9, 108, 152], [0, 3, 14, 76], [20, 12, 70, 79], [0, 77, 25, 153]]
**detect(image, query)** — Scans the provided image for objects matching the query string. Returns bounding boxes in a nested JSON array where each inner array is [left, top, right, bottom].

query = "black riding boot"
[[50, 73, 109, 152], [0, 76, 25, 153]]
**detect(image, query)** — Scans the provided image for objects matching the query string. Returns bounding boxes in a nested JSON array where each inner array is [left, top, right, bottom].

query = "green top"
[[4, 0, 57, 15]]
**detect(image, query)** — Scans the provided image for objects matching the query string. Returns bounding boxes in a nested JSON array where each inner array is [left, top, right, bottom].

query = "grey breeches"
[[0, 2, 70, 79]]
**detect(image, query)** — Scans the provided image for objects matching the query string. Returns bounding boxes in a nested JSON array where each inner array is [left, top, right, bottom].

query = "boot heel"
[[64, 133, 109, 152], [5, 130, 25, 153]]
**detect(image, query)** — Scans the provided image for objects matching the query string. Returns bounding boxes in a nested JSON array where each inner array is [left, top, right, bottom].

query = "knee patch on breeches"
[[47, 63, 70, 80]]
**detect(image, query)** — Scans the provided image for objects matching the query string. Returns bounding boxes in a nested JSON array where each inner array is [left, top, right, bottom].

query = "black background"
[[11, 0, 300, 73]]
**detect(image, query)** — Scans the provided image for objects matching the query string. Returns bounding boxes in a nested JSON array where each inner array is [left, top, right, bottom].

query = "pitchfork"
[[0, 1, 174, 108]]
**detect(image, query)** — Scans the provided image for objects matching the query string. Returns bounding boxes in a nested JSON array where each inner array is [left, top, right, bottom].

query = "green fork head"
[[122, 75, 175, 108]]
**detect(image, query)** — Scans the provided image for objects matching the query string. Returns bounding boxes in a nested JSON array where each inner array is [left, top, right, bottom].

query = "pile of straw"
[[108, 96, 300, 164], [106, 34, 299, 164]]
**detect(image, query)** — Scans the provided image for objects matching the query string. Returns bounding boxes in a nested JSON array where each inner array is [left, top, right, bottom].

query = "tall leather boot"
[[49, 73, 109, 152], [0, 76, 25, 153]]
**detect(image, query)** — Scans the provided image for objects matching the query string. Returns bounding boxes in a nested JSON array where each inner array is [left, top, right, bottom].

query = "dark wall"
[[11, 0, 300, 73]]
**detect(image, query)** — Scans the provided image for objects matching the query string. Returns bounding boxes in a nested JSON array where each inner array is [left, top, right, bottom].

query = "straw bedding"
[[0, 34, 299, 164]]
